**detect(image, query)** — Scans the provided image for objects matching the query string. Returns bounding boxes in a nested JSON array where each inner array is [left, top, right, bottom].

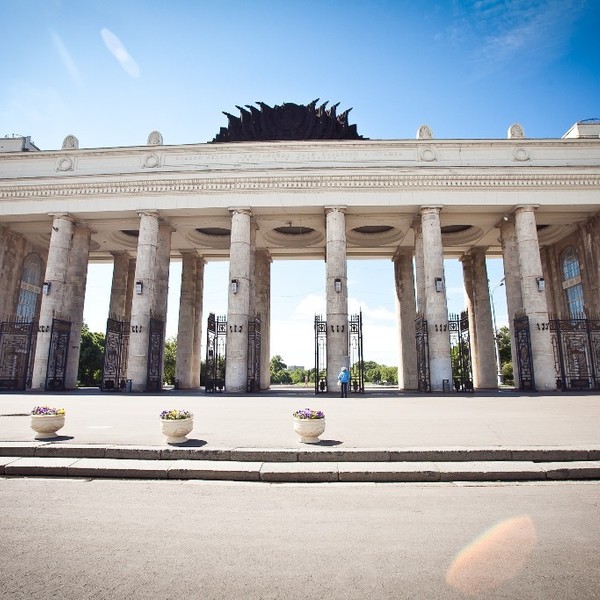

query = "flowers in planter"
[[31, 406, 65, 416], [293, 408, 325, 420], [160, 409, 193, 420]]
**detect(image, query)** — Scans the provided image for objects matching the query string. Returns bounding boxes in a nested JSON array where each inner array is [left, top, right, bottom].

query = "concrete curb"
[[2, 455, 600, 482], [1, 442, 599, 462]]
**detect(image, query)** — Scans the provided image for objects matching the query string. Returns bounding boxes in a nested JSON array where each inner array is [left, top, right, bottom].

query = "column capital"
[[513, 204, 540, 214], [392, 247, 413, 261], [419, 205, 443, 215], [228, 207, 252, 217], [324, 206, 347, 215], [137, 210, 160, 219], [496, 214, 515, 228], [48, 212, 76, 223], [464, 245, 489, 257], [180, 249, 200, 258]]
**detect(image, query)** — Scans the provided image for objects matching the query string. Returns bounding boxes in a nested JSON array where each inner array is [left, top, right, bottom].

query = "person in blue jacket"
[[338, 366, 350, 398]]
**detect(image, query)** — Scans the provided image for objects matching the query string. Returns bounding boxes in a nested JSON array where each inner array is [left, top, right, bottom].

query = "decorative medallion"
[[56, 157, 74, 172], [212, 100, 365, 142]]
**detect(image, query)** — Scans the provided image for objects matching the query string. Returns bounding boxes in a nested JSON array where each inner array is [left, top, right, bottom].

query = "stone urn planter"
[[30, 407, 66, 440], [292, 408, 326, 444], [160, 409, 194, 443]]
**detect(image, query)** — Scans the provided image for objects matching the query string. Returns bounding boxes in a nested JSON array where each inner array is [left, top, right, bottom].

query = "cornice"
[[1, 173, 600, 199]]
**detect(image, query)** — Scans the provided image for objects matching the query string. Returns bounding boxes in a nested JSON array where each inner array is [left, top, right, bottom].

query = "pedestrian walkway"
[[1, 388, 599, 482]]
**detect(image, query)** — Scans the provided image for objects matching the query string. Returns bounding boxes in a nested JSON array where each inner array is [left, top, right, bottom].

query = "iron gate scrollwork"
[[0, 318, 37, 391], [551, 316, 600, 391], [247, 317, 261, 392], [45, 318, 71, 391], [448, 311, 473, 392], [415, 314, 430, 392], [514, 314, 535, 391], [205, 313, 227, 393], [101, 317, 130, 391], [349, 312, 364, 393], [314, 315, 327, 394], [146, 317, 164, 392]]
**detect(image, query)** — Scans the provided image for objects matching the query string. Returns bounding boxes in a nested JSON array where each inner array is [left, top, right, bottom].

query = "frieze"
[[1, 173, 600, 200]]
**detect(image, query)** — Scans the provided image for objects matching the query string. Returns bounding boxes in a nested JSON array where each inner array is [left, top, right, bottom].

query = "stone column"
[[470, 248, 497, 389], [499, 216, 523, 385], [155, 222, 172, 320], [412, 219, 426, 314], [513, 205, 555, 390], [176, 251, 199, 389], [191, 255, 205, 388], [254, 249, 271, 390], [109, 251, 131, 319], [126, 211, 160, 392], [64, 224, 92, 389], [420, 207, 452, 391], [393, 249, 418, 390], [225, 208, 252, 392], [32, 214, 76, 389], [461, 253, 479, 382], [325, 207, 349, 390], [125, 256, 136, 321]]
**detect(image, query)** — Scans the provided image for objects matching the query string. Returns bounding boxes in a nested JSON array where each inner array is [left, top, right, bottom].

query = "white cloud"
[[50, 31, 81, 83], [101, 28, 140, 77]]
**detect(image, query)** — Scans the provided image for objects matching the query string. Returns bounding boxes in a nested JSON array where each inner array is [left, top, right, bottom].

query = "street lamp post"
[[490, 277, 505, 386]]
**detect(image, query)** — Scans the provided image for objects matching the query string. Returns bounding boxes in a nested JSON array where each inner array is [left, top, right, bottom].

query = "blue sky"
[[2, 0, 599, 368]]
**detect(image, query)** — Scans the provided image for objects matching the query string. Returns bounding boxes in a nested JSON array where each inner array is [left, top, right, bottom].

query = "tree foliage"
[[78, 323, 105, 386], [163, 336, 177, 385]]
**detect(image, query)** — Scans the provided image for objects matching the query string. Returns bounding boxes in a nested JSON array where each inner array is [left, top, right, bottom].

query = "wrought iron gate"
[[205, 313, 227, 393], [514, 314, 535, 391], [314, 315, 327, 394], [247, 317, 261, 392], [349, 311, 364, 393], [449, 311, 473, 392], [146, 317, 164, 392], [45, 318, 71, 391], [415, 314, 430, 392], [0, 318, 37, 391], [551, 316, 600, 391], [101, 317, 130, 391]]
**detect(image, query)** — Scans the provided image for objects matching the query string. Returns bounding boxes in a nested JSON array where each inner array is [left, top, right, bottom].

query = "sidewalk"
[[1, 388, 599, 482]]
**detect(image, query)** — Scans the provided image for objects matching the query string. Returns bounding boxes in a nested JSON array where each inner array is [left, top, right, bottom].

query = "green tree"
[[496, 326, 512, 365], [163, 337, 177, 385], [270, 354, 290, 384], [78, 323, 105, 387]]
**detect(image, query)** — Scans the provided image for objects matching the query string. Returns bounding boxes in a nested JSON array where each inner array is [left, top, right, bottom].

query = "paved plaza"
[[1, 387, 599, 482]]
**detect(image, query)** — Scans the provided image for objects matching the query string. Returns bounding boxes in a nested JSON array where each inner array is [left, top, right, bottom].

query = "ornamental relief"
[[142, 153, 161, 169], [2, 173, 600, 200], [56, 156, 75, 172]]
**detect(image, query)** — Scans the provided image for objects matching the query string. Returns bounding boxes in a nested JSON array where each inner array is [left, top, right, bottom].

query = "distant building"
[[0, 135, 40, 152]]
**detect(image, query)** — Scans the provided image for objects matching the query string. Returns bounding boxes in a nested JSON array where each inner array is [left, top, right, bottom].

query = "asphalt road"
[[1, 478, 599, 600]]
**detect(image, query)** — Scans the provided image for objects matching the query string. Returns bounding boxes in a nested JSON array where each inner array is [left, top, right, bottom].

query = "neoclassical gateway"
[[1, 102, 599, 394]]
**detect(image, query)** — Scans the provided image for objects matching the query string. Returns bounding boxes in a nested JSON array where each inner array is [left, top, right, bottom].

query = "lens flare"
[[446, 515, 537, 596]]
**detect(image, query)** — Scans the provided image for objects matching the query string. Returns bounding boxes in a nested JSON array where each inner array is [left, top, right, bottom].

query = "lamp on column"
[[135, 281, 143, 295], [434, 277, 443, 292], [231, 279, 239, 294], [42, 282, 51, 295], [334, 278, 342, 293], [536, 277, 545, 292]]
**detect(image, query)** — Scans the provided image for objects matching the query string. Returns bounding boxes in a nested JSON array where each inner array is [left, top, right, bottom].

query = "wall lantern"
[[231, 278, 239, 294], [42, 282, 51, 295], [536, 277, 545, 292], [435, 277, 443, 292], [135, 281, 143, 295], [334, 278, 342, 293]]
